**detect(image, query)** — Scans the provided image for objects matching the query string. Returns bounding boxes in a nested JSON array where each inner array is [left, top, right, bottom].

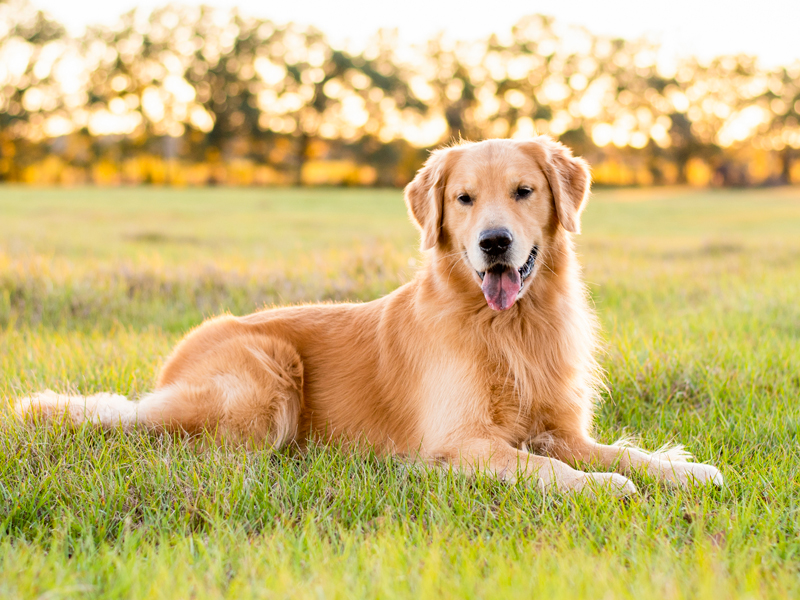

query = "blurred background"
[[2, 0, 800, 187]]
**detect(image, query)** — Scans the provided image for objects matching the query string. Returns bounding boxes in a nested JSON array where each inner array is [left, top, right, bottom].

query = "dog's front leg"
[[551, 438, 723, 489], [431, 438, 637, 496]]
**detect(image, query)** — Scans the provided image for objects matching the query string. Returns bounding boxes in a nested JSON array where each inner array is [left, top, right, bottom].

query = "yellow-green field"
[[1, 186, 799, 599]]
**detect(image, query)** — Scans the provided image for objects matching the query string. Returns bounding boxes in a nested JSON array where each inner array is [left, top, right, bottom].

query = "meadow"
[[1, 185, 799, 599]]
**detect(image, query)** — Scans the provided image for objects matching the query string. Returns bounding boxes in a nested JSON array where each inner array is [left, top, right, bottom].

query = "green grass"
[[1, 185, 799, 599]]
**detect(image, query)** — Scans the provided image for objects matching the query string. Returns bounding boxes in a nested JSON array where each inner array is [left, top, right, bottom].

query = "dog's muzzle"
[[477, 245, 539, 284]]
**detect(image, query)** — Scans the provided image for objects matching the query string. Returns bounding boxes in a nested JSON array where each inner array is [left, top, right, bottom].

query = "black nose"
[[479, 228, 513, 256]]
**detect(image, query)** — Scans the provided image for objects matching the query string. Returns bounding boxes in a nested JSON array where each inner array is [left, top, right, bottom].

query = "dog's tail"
[[12, 388, 174, 431]]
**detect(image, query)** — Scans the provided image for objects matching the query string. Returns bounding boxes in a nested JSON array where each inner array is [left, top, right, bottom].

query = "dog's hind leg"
[[15, 333, 304, 449], [135, 333, 304, 448]]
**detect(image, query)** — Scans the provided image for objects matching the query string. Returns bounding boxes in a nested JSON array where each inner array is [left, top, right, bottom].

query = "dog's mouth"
[[477, 245, 538, 311]]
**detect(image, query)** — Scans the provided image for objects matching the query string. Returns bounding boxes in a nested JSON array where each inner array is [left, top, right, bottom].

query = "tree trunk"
[[294, 133, 309, 186], [781, 147, 793, 185]]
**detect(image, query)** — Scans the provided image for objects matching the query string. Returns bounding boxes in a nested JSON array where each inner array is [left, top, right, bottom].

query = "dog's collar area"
[[477, 245, 539, 285]]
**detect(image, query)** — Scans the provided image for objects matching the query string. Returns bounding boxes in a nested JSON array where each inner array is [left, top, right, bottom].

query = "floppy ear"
[[404, 148, 451, 250], [536, 137, 591, 234]]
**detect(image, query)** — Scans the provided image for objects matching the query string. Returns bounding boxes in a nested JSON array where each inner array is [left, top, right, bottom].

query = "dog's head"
[[404, 137, 591, 311]]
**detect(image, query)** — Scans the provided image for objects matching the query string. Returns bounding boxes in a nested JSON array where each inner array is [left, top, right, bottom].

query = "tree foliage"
[[1, 1, 799, 186]]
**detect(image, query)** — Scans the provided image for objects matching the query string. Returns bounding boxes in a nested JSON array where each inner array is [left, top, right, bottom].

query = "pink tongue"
[[481, 268, 521, 311]]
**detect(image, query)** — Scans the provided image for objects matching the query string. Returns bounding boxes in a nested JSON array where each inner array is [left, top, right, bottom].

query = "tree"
[[0, 0, 65, 179]]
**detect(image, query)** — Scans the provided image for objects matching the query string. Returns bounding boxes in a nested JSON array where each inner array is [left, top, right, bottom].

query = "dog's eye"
[[515, 186, 533, 200], [457, 193, 473, 205]]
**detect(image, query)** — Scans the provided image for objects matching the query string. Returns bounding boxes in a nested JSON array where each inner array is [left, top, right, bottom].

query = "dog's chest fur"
[[478, 308, 591, 448], [483, 353, 551, 446]]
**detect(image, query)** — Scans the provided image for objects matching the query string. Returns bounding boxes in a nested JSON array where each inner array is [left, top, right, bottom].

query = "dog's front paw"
[[659, 461, 723, 489]]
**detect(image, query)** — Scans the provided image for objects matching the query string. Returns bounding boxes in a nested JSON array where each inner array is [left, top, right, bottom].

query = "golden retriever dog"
[[16, 137, 722, 494]]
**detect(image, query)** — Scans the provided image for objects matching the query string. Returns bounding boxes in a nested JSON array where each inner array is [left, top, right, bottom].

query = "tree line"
[[1, 0, 799, 186]]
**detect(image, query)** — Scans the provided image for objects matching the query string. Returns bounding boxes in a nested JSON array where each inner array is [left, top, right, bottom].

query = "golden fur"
[[16, 137, 722, 494]]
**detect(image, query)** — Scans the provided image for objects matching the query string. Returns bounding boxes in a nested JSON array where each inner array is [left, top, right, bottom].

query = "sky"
[[29, 0, 800, 68]]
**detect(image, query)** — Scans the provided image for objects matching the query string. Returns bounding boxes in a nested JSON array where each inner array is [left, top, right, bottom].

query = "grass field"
[[1, 185, 799, 599]]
